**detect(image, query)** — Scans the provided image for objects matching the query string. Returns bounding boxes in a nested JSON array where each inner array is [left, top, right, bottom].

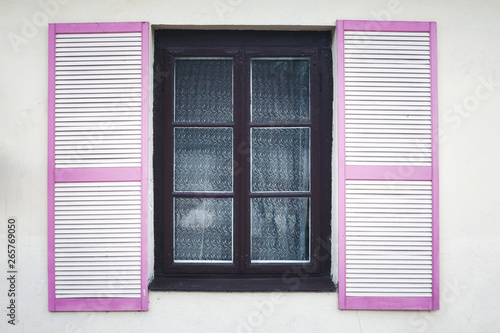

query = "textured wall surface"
[[1, 0, 500, 332]]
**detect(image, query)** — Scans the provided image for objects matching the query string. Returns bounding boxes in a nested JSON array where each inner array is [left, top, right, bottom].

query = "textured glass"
[[251, 128, 310, 192], [251, 197, 310, 261], [251, 59, 310, 123], [175, 59, 233, 123], [174, 128, 233, 192], [174, 198, 233, 261]]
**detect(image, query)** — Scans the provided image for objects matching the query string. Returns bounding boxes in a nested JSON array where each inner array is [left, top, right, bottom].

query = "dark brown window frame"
[[152, 30, 334, 291]]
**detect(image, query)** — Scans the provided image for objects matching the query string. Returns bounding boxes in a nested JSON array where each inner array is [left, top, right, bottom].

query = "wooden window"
[[152, 30, 334, 291]]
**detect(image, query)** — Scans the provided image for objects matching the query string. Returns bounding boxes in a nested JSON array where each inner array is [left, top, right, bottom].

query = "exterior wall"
[[1, 0, 500, 331]]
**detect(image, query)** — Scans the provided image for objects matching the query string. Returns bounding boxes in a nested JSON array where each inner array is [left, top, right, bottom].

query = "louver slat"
[[337, 20, 438, 310], [48, 22, 149, 312]]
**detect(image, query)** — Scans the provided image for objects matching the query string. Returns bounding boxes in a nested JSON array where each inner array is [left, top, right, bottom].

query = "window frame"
[[152, 30, 334, 291]]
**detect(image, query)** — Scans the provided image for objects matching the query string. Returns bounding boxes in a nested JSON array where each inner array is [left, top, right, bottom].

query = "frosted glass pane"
[[251, 59, 310, 123], [251, 128, 310, 192], [174, 198, 233, 261], [175, 59, 233, 123], [251, 197, 310, 261], [174, 128, 233, 192]]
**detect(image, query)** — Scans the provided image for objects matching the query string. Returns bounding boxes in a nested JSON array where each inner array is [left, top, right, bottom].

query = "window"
[[152, 30, 333, 290], [47, 20, 438, 311]]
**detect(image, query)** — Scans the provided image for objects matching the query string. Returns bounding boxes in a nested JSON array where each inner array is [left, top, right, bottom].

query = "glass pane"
[[251, 58, 310, 123], [251, 127, 310, 192], [251, 197, 310, 261], [174, 127, 233, 192], [175, 58, 233, 123], [174, 198, 233, 261]]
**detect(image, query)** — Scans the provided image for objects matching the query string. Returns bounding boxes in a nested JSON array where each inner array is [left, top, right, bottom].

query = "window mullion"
[[234, 49, 248, 273]]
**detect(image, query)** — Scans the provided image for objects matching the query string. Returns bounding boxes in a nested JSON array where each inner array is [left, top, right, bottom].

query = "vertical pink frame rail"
[[337, 20, 439, 310], [48, 22, 149, 311]]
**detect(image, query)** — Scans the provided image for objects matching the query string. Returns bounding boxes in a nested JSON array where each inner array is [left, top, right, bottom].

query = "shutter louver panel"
[[48, 22, 149, 312], [344, 31, 431, 166], [346, 180, 432, 297], [54, 182, 142, 299], [55, 33, 143, 168], [337, 21, 438, 310]]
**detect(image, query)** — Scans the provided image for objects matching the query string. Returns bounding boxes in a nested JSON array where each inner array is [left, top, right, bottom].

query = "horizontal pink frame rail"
[[346, 297, 434, 311], [345, 166, 432, 181], [54, 22, 146, 34], [53, 298, 143, 312], [343, 20, 432, 32], [55, 167, 142, 182]]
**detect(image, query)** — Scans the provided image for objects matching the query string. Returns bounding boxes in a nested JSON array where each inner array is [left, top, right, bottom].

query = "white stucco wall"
[[1, 0, 500, 332]]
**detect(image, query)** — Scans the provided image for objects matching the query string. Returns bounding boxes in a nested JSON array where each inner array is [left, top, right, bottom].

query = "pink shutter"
[[48, 22, 149, 311], [337, 20, 439, 310]]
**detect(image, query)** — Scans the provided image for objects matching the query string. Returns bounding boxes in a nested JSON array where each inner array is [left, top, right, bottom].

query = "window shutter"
[[337, 20, 438, 310], [48, 22, 149, 311]]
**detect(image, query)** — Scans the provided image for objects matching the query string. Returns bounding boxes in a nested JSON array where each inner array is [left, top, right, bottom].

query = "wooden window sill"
[[149, 276, 336, 292]]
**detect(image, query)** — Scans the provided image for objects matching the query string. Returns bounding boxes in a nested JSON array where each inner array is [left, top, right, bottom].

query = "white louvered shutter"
[[337, 20, 439, 310], [48, 22, 149, 311]]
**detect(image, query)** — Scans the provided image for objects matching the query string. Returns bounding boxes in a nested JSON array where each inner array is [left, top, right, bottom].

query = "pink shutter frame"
[[337, 20, 438, 310], [48, 22, 149, 311]]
